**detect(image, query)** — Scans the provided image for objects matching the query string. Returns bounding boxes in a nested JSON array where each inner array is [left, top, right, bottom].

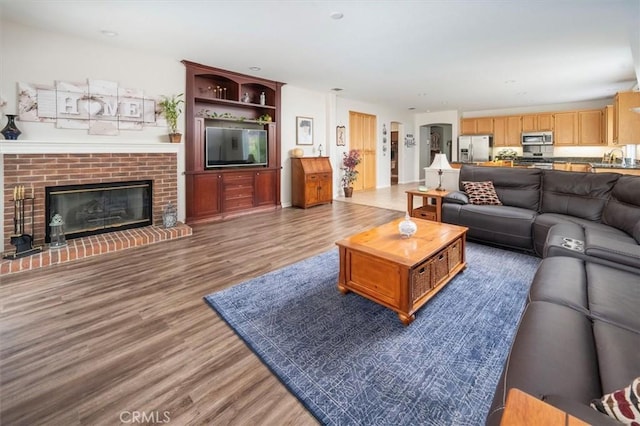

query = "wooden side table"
[[406, 189, 450, 222], [501, 388, 589, 426]]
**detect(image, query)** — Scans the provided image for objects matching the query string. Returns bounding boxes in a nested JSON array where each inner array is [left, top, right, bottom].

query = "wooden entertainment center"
[[182, 60, 284, 223]]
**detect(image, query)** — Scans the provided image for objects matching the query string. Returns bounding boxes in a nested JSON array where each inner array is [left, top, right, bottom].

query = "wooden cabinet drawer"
[[412, 206, 436, 221], [224, 197, 254, 211], [223, 172, 254, 185], [305, 173, 330, 183]]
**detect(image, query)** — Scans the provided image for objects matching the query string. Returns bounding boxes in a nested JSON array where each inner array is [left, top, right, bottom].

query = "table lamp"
[[429, 154, 452, 191]]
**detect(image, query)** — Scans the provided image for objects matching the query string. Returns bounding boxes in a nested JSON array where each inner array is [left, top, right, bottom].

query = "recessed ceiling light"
[[249, 66, 261, 71], [331, 88, 343, 92], [100, 30, 118, 37], [330, 11, 344, 20], [408, 107, 416, 110]]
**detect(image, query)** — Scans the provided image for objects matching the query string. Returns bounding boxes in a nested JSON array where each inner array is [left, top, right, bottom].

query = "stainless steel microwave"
[[522, 131, 553, 145]]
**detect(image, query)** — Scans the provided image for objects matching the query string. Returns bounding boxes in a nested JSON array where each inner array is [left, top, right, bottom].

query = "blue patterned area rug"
[[204, 242, 541, 425]]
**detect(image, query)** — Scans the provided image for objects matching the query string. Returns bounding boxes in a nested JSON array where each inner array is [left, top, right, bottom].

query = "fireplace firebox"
[[45, 180, 153, 242]]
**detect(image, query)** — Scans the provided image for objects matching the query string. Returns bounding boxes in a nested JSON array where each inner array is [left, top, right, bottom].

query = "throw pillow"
[[590, 376, 640, 425], [461, 181, 502, 206]]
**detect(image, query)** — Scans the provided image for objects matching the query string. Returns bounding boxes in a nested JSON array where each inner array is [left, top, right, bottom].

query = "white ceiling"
[[2, 0, 639, 113]]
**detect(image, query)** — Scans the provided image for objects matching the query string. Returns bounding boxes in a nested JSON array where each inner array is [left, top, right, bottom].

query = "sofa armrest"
[[443, 191, 469, 205], [585, 230, 640, 270]]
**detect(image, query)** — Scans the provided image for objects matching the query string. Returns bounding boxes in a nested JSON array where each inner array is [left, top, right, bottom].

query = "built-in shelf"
[[194, 96, 276, 110]]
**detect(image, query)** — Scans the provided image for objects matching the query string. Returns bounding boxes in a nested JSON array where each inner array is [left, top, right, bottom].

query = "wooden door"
[[349, 111, 377, 191]]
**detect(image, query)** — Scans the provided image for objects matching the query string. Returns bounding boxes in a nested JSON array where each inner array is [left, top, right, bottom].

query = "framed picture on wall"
[[296, 116, 314, 145], [336, 125, 345, 146]]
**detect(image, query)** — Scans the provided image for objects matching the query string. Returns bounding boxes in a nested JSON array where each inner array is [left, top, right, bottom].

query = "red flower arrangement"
[[341, 149, 362, 188]]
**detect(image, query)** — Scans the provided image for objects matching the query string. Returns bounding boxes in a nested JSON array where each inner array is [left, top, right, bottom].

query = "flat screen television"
[[205, 127, 268, 168]]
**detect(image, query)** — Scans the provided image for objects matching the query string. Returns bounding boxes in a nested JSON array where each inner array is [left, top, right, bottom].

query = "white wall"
[[280, 85, 329, 207], [1, 20, 188, 219]]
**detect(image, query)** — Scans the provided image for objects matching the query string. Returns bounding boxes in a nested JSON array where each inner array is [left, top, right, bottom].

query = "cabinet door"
[[554, 112, 577, 145], [255, 170, 276, 206], [460, 118, 476, 135], [578, 110, 603, 145], [476, 117, 493, 134], [188, 173, 221, 218], [317, 173, 333, 203], [614, 91, 640, 144], [537, 114, 554, 131], [492, 117, 507, 147], [522, 115, 537, 132], [305, 175, 321, 205], [603, 106, 614, 145], [506, 116, 522, 146]]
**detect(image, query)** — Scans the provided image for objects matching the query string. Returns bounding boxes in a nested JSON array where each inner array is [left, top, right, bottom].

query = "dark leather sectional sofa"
[[440, 165, 640, 425]]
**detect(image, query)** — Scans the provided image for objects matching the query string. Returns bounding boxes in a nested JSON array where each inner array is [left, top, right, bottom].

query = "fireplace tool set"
[[3, 185, 43, 259]]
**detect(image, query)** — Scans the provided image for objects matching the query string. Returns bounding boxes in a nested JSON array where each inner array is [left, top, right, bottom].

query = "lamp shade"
[[429, 153, 452, 170]]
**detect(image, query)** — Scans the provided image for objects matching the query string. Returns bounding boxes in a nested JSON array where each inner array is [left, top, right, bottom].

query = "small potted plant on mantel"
[[159, 93, 184, 143], [341, 149, 361, 197]]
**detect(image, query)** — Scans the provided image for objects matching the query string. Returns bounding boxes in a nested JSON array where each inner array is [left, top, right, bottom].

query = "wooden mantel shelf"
[[0, 140, 181, 154]]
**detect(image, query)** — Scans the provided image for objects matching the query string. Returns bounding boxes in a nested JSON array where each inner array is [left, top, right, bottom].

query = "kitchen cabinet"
[[537, 114, 554, 131], [578, 109, 603, 145], [291, 157, 333, 208], [604, 105, 614, 145], [521, 114, 554, 132], [460, 117, 493, 135], [555, 110, 603, 146], [493, 116, 521, 147], [613, 91, 640, 144], [554, 112, 578, 145]]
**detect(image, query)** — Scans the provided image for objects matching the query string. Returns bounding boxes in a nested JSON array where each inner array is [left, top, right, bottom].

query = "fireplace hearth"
[[45, 180, 152, 242]]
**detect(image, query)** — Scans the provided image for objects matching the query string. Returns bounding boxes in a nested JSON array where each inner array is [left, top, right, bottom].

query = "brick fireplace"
[[1, 141, 190, 274]]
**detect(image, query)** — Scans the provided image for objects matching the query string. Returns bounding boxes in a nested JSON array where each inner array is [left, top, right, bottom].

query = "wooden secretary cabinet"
[[291, 157, 333, 208]]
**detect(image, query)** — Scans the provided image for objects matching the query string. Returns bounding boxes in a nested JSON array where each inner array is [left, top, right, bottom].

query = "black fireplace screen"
[[45, 180, 153, 242]]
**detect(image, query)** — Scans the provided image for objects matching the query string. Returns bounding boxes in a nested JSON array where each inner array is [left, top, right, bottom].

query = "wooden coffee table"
[[336, 218, 468, 325]]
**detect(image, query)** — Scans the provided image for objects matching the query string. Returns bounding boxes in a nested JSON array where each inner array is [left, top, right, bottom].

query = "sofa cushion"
[[453, 204, 537, 249], [540, 170, 619, 221], [528, 256, 588, 314], [462, 181, 502, 205], [586, 262, 640, 333], [459, 165, 542, 210], [592, 321, 640, 394], [590, 376, 640, 425], [486, 301, 603, 425], [602, 175, 640, 241], [584, 228, 640, 271]]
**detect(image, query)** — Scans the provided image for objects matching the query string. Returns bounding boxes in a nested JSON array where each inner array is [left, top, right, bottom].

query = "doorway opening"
[[419, 123, 452, 180], [390, 121, 401, 185]]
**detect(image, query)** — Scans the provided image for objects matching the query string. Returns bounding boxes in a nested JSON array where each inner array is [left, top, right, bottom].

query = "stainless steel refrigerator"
[[458, 135, 492, 162]]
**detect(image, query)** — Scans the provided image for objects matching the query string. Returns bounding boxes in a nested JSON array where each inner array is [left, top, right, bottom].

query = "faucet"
[[606, 148, 625, 164]]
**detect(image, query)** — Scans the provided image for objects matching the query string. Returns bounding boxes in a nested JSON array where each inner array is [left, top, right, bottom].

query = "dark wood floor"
[[0, 202, 402, 425]]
